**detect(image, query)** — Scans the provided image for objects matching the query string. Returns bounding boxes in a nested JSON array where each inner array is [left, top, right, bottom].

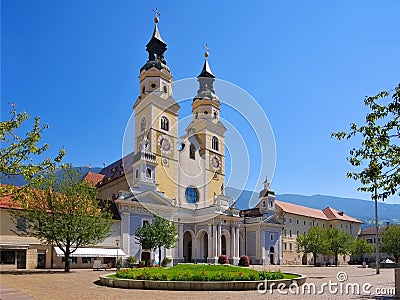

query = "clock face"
[[158, 135, 173, 154], [210, 154, 220, 170]]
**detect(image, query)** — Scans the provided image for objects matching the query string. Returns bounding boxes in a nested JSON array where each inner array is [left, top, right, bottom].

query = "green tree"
[[325, 228, 354, 266], [152, 215, 178, 265], [1, 103, 65, 195], [296, 226, 328, 266], [351, 238, 375, 263], [332, 84, 400, 273], [11, 165, 113, 272], [380, 225, 400, 263], [135, 221, 156, 257], [135, 215, 178, 266]]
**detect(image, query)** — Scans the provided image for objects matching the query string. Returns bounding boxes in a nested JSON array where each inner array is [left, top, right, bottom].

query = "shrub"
[[238, 255, 250, 267], [161, 257, 172, 267], [218, 255, 229, 264], [127, 256, 137, 264]]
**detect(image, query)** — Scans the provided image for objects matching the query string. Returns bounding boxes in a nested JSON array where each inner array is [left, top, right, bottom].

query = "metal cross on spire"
[[153, 8, 160, 23], [203, 44, 210, 58]]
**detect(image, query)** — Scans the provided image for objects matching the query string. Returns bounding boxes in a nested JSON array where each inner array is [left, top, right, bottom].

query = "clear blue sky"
[[2, 1, 399, 203]]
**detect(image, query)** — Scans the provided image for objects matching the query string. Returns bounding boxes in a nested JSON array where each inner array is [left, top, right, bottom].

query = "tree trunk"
[[313, 253, 317, 267], [395, 255, 399, 263], [64, 244, 70, 272], [158, 246, 162, 266]]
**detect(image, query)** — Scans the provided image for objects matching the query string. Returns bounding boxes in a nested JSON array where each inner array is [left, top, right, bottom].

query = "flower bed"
[[114, 264, 295, 281]]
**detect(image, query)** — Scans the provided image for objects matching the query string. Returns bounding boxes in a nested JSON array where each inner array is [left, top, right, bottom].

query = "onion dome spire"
[[194, 44, 217, 100], [141, 8, 169, 72]]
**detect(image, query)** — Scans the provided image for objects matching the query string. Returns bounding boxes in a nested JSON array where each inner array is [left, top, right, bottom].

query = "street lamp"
[[116, 238, 120, 270]]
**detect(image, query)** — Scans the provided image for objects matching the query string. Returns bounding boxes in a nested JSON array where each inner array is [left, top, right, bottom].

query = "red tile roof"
[[322, 207, 362, 223], [84, 172, 105, 186], [275, 200, 328, 220], [361, 224, 400, 235], [275, 200, 362, 223]]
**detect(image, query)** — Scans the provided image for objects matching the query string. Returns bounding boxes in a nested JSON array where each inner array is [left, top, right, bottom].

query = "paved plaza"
[[0, 265, 397, 300]]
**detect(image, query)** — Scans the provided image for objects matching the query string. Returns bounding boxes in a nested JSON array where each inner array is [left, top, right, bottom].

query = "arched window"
[[185, 187, 198, 203], [146, 168, 152, 179], [189, 144, 195, 160], [212, 136, 219, 151], [160, 116, 169, 131], [140, 117, 146, 132]]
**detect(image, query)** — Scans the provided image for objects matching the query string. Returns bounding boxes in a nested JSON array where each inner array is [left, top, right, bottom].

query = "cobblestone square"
[[0, 265, 397, 299]]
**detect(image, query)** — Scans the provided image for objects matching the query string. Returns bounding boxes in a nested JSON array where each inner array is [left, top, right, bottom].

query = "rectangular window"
[[284, 243, 287, 251], [143, 220, 150, 227], [82, 257, 95, 264], [289, 218, 292, 223], [284, 229, 287, 236], [289, 243, 292, 251], [289, 230, 292, 237], [296, 219, 299, 224], [0, 250, 15, 264], [62, 257, 77, 264], [304, 220, 306, 225], [16, 218, 27, 232], [310, 221, 312, 226], [296, 231, 299, 236]]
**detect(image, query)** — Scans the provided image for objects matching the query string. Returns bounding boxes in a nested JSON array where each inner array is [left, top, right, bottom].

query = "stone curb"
[[99, 273, 307, 291]]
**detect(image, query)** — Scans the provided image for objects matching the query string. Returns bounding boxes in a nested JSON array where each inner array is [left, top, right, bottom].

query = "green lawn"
[[112, 264, 299, 281]]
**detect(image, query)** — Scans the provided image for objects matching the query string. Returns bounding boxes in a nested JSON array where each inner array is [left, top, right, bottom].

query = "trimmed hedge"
[[115, 264, 289, 281]]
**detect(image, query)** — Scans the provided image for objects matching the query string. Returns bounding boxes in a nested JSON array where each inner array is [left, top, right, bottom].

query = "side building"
[[275, 200, 362, 265]]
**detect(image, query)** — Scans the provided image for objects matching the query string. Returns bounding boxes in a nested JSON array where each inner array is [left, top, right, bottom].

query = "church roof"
[[98, 152, 134, 187]]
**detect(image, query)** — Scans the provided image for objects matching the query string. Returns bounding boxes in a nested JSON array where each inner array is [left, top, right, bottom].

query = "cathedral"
[[96, 15, 283, 266]]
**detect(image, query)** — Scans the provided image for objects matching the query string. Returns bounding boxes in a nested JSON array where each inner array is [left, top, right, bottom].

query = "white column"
[[208, 224, 212, 260], [236, 227, 240, 258], [121, 212, 130, 255], [213, 224, 218, 258], [256, 230, 261, 260], [261, 230, 266, 265], [178, 224, 184, 258], [218, 223, 222, 256], [231, 226, 235, 258]]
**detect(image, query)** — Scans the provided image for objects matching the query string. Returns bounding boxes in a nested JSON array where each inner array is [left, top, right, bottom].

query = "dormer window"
[[160, 116, 169, 131]]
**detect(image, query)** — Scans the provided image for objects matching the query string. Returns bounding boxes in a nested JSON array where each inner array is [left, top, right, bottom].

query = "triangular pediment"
[[133, 189, 174, 207]]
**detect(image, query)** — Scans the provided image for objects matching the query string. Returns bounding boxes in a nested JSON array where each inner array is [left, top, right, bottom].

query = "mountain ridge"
[[225, 187, 400, 228]]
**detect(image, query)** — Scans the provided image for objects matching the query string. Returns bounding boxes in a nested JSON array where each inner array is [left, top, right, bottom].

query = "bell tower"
[[181, 47, 226, 206], [132, 11, 180, 200]]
